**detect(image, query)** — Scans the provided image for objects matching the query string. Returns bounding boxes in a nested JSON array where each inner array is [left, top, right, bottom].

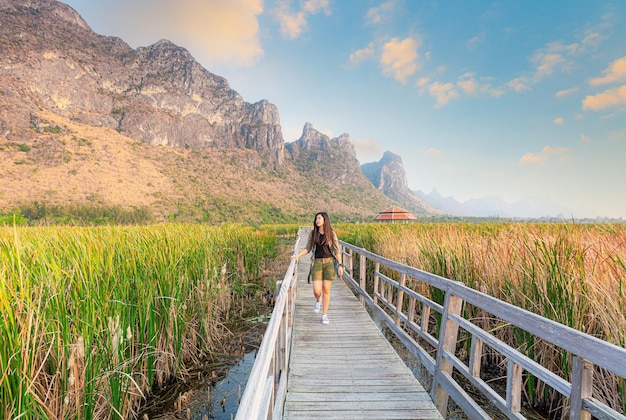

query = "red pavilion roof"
[[374, 206, 417, 221]]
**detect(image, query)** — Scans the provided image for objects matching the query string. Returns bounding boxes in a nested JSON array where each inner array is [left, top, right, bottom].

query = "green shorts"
[[311, 257, 336, 281]]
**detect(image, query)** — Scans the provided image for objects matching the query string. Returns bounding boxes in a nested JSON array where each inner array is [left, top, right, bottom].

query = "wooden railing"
[[339, 240, 626, 420], [235, 233, 301, 420]]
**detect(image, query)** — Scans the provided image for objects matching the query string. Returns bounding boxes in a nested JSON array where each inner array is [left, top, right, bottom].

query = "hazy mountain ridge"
[[414, 189, 603, 219]]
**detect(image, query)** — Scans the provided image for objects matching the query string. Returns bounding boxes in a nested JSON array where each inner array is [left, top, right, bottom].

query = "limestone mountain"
[[0, 0, 409, 223], [284, 123, 395, 214], [361, 151, 442, 215], [0, 0, 284, 162]]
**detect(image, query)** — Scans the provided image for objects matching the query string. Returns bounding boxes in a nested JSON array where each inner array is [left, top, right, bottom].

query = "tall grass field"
[[339, 222, 625, 417], [0, 224, 278, 419]]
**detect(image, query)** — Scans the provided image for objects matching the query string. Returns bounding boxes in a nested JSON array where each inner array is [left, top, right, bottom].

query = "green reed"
[[339, 222, 626, 417], [0, 223, 277, 419]]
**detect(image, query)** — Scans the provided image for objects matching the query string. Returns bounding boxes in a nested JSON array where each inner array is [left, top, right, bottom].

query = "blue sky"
[[60, 0, 626, 218]]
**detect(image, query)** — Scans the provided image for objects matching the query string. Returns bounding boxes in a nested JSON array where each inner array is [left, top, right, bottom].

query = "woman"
[[292, 212, 343, 324]]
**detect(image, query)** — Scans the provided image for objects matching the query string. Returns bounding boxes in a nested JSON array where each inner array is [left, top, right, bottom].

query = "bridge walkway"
[[282, 231, 443, 420]]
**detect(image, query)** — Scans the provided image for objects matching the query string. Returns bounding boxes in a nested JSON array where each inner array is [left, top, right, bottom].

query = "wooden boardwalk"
[[238, 230, 626, 420], [283, 234, 443, 420]]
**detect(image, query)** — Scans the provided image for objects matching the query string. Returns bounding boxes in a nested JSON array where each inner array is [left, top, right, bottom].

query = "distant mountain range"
[[414, 189, 592, 219]]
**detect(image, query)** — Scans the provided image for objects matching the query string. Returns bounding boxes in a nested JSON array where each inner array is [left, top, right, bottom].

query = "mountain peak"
[[2, 0, 91, 30], [380, 150, 402, 163], [361, 151, 442, 215], [286, 123, 356, 159]]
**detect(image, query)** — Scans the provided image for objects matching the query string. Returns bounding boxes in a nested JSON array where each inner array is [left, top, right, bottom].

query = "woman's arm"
[[331, 231, 344, 276], [292, 230, 314, 260]]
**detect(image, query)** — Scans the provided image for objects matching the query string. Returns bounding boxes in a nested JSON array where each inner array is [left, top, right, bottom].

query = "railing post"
[[408, 296, 416, 324], [395, 274, 406, 327], [432, 293, 463, 416], [347, 248, 353, 277], [373, 262, 380, 305], [359, 254, 366, 305], [469, 335, 483, 377], [507, 359, 522, 413], [570, 356, 593, 420], [421, 303, 430, 335], [278, 302, 286, 377]]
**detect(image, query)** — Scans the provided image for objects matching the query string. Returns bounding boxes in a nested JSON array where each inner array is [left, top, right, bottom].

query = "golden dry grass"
[[339, 222, 626, 417]]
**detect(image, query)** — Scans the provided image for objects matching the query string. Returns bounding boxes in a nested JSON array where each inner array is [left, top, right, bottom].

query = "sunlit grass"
[[0, 223, 277, 419], [339, 222, 626, 416]]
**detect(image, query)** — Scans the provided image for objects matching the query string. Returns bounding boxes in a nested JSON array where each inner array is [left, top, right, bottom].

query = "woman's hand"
[[338, 265, 344, 276]]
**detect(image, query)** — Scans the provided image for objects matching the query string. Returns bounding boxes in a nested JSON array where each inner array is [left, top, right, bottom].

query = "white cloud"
[[112, 0, 264, 66], [364, 0, 397, 26], [580, 133, 592, 143], [531, 50, 566, 82], [273, 0, 331, 39], [519, 146, 570, 166], [415, 77, 430, 89], [274, 9, 307, 38], [457, 73, 505, 98], [303, 0, 331, 14], [582, 85, 626, 110], [428, 82, 459, 107], [416, 73, 504, 107], [553, 117, 564, 125], [349, 42, 376, 66], [580, 31, 604, 51], [507, 76, 531, 93], [380, 37, 421, 84], [353, 137, 382, 162], [555, 87, 579, 98], [457, 73, 478, 95], [507, 30, 603, 93], [589, 56, 626, 86], [467, 31, 486, 51]]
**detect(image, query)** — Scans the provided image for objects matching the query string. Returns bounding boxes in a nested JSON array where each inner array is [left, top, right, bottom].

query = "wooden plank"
[[283, 410, 443, 420], [283, 235, 443, 420]]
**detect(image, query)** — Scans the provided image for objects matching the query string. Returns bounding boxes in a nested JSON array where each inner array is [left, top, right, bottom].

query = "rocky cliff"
[[361, 151, 442, 215], [0, 0, 284, 162], [286, 122, 360, 184]]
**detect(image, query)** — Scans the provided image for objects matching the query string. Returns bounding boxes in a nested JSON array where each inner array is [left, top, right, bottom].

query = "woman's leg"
[[322, 279, 332, 314], [312, 280, 322, 303], [311, 259, 323, 312]]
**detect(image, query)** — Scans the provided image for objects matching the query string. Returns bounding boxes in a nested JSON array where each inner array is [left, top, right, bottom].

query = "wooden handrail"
[[338, 240, 626, 420], [237, 236, 625, 420], [235, 232, 301, 420]]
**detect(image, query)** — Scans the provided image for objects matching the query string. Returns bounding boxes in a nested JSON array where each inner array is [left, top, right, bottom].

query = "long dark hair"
[[313, 212, 333, 246]]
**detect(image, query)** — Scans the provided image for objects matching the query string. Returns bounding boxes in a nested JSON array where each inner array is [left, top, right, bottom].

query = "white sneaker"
[[321, 314, 329, 324], [313, 301, 321, 313]]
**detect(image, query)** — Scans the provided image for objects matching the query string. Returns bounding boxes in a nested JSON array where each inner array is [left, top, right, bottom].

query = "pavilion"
[[374, 206, 417, 222]]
